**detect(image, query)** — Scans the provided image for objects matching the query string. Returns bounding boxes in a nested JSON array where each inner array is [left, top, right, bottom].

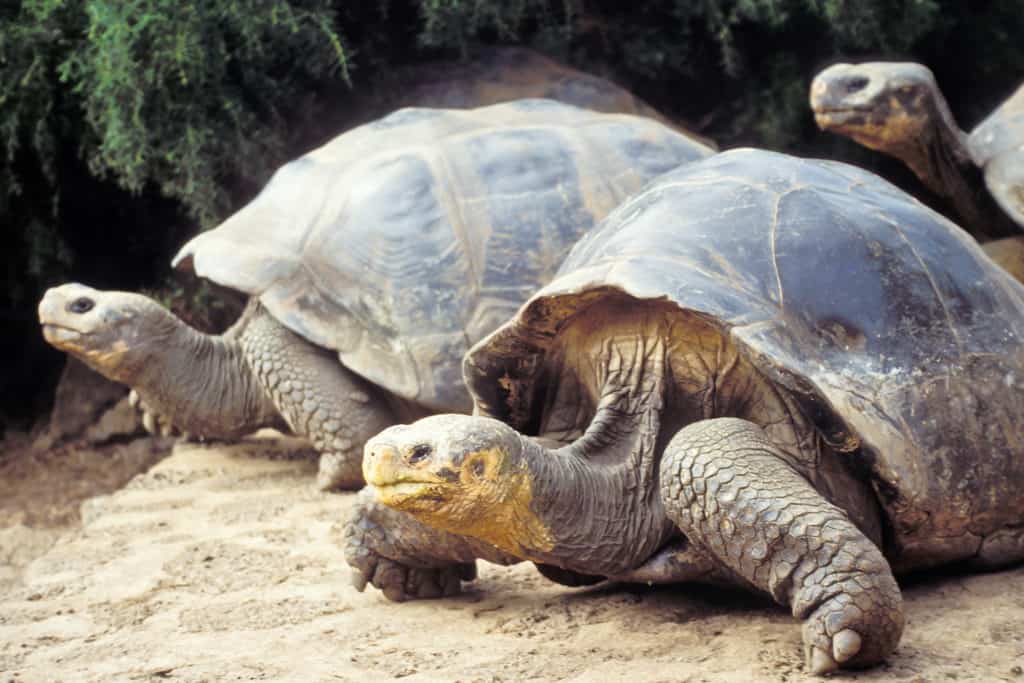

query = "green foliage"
[[1, 2, 73, 305], [61, 0, 349, 226], [418, 0, 571, 53], [1, 0, 348, 307]]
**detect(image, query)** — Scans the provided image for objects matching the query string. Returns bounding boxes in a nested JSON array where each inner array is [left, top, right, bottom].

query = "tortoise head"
[[363, 414, 551, 552], [810, 62, 944, 156], [38, 283, 178, 383]]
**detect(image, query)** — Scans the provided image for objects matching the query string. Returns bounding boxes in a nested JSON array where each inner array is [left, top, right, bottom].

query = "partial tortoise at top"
[[38, 98, 712, 491], [294, 46, 714, 159], [377, 47, 692, 131], [810, 62, 1023, 242], [351, 149, 1024, 674]]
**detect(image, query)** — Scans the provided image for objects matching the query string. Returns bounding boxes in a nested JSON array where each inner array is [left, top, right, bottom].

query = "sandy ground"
[[1, 433, 1023, 683]]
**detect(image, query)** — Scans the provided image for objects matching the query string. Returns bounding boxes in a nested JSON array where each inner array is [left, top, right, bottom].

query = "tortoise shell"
[[173, 99, 711, 412], [381, 47, 683, 131], [969, 82, 1024, 228], [466, 148, 1024, 566]]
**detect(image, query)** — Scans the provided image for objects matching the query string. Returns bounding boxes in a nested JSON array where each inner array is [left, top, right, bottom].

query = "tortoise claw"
[[807, 645, 838, 676], [142, 410, 158, 435], [354, 552, 470, 602], [344, 498, 476, 602], [350, 569, 369, 592]]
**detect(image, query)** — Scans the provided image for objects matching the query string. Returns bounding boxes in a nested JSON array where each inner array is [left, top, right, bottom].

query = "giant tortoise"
[[38, 98, 711, 490], [351, 149, 1024, 673], [810, 62, 1023, 242]]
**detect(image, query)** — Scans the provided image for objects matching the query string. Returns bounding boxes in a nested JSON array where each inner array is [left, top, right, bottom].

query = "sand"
[[1, 433, 1022, 682]]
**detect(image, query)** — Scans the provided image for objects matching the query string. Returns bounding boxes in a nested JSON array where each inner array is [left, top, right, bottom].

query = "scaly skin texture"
[[130, 301, 285, 439], [240, 306, 397, 490], [661, 418, 903, 674], [344, 489, 519, 601]]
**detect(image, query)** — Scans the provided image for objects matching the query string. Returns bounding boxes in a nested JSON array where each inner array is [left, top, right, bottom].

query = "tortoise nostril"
[[67, 297, 94, 314], [407, 444, 432, 464], [844, 76, 869, 94]]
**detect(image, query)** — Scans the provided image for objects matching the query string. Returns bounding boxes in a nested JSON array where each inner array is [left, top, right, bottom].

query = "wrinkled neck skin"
[[512, 432, 674, 577], [493, 312, 679, 577], [901, 99, 1017, 240], [116, 307, 277, 440]]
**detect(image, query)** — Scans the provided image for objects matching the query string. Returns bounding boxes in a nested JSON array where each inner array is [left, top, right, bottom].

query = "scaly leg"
[[345, 490, 520, 601], [660, 417, 903, 674], [241, 309, 397, 490]]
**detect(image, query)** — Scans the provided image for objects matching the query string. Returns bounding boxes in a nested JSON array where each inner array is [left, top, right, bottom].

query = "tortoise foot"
[[801, 588, 903, 675], [344, 490, 484, 602], [349, 552, 475, 602]]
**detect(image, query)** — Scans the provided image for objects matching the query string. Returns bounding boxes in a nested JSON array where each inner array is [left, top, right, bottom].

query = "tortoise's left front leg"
[[241, 309, 398, 490], [660, 417, 904, 675]]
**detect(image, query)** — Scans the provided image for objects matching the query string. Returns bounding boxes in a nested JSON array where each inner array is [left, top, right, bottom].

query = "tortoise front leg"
[[345, 490, 520, 601], [659, 417, 904, 674], [240, 309, 397, 490]]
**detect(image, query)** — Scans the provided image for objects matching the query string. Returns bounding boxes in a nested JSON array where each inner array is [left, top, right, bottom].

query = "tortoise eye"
[[844, 76, 869, 94], [407, 444, 432, 464], [67, 297, 95, 314]]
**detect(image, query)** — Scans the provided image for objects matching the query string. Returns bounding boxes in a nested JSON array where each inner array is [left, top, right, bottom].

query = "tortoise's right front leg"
[[345, 490, 521, 601], [660, 418, 904, 675]]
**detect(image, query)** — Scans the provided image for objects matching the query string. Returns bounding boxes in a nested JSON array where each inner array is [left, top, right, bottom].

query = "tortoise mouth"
[[812, 107, 871, 129], [370, 480, 451, 508], [41, 323, 86, 346]]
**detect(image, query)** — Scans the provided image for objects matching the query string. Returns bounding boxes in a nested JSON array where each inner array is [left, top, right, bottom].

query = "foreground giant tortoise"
[[350, 149, 1024, 674], [39, 99, 710, 490]]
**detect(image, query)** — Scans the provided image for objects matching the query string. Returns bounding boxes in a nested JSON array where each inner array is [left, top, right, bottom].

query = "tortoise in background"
[[380, 47, 683, 128], [810, 62, 1023, 242], [351, 149, 1024, 673], [298, 46, 714, 152], [39, 99, 711, 491]]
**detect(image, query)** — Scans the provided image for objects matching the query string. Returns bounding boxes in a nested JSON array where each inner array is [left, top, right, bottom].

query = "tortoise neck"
[[510, 334, 676, 576], [129, 307, 272, 439], [903, 95, 1017, 239]]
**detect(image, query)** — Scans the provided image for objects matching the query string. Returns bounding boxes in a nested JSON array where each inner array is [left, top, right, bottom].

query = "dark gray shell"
[[968, 82, 1024, 227], [173, 99, 711, 412], [466, 148, 1024, 563]]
